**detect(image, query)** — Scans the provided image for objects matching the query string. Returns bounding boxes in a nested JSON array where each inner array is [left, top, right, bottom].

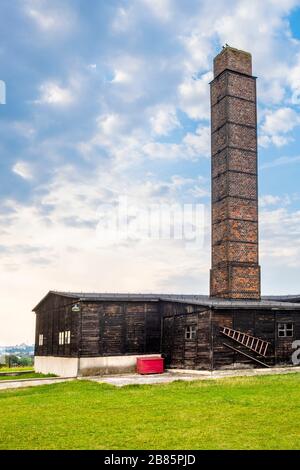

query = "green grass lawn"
[[0, 373, 300, 450], [0, 372, 55, 381], [0, 366, 34, 373]]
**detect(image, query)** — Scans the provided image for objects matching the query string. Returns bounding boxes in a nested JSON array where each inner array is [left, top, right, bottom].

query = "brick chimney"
[[210, 46, 261, 299]]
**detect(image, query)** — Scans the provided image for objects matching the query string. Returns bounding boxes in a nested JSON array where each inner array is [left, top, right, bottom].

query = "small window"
[[278, 323, 293, 338], [65, 330, 71, 345], [186, 306, 194, 314], [38, 334, 44, 346], [185, 325, 197, 340], [59, 331, 65, 345]]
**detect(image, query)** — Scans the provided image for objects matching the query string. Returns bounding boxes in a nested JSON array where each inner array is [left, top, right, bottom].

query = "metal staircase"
[[221, 327, 271, 357]]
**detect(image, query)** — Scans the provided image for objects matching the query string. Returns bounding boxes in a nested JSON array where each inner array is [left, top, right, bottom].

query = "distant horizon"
[[0, 342, 34, 347]]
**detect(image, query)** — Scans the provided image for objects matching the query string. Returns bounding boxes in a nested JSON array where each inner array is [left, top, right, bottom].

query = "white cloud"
[[142, 141, 184, 160], [150, 106, 180, 136], [260, 107, 300, 147], [12, 161, 34, 180], [288, 52, 300, 104], [259, 78, 287, 105], [180, 33, 212, 74], [259, 194, 291, 207], [257, 202, 300, 293], [24, 0, 75, 34], [108, 55, 146, 102], [141, 0, 173, 22], [261, 207, 300, 268], [178, 72, 212, 120], [261, 155, 300, 170], [189, 185, 210, 199], [12, 122, 36, 139], [111, 69, 132, 84], [142, 126, 210, 161], [27, 7, 56, 30], [141, 124, 210, 161], [262, 107, 300, 135], [112, 6, 135, 32], [97, 113, 124, 136], [183, 126, 210, 158], [260, 195, 282, 207], [79, 109, 209, 166], [35, 81, 73, 106]]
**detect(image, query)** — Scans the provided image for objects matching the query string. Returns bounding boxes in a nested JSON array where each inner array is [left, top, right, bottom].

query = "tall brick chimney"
[[210, 46, 261, 300]]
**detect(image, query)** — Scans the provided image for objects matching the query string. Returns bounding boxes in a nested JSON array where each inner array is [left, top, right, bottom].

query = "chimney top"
[[213, 46, 252, 78]]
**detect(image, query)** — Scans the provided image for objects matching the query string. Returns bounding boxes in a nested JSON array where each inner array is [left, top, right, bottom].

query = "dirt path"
[[0, 377, 75, 391]]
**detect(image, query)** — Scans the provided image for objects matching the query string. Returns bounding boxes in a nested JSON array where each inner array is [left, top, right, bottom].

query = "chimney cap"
[[213, 45, 252, 78]]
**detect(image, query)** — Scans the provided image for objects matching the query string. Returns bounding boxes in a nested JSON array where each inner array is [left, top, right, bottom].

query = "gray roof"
[[263, 295, 300, 303], [32, 290, 300, 311]]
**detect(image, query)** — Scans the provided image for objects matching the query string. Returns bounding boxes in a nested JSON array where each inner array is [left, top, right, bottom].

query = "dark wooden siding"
[[34, 293, 300, 368], [212, 309, 300, 368], [79, 301, 161, 357], [161, 303, 211, 370], [162, 306, 300, 370], [35, 294, 161, 358], [34, 294, 80, 357], [212, 310, 234, 369], [275, 312, 300, 364]]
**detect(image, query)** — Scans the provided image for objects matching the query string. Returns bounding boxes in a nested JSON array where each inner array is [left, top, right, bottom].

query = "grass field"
[[0, 366, 34, 373], [0, 373, 300, 450], [0, 372, 55, 381]]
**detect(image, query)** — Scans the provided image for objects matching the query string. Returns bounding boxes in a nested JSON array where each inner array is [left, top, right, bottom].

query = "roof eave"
[[32, 290, 80, 312]]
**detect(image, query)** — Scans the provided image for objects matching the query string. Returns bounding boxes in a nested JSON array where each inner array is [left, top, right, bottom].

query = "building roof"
[[32, 290, 300, 312], [263, 295, 300, 303]]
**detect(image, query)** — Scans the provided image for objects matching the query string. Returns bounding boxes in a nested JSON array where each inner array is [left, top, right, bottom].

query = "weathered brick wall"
[[212, 220, 258, 245], [212, 96, 255, 131], [212, 172, 257, 201], [214, 47, 252, 77], [210, 47, 260, 299]]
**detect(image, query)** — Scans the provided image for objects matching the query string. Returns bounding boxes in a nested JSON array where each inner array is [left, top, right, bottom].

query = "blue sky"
[[1, 0, 300, 344]]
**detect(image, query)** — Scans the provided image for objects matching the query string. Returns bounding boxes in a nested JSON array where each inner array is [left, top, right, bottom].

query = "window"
[[185, 325, 197, 340], [65, 330, 71, 345], [59, 331, 65, 345], [278, 323, 293, 338], [59, 331, 70, 345], [38, 334, 44, 346], [186, 306, 194, 314]]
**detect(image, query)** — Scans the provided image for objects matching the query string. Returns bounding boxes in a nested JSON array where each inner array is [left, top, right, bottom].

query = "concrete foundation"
[[34, 356, 79, 377], [34, 354, 162, 377]]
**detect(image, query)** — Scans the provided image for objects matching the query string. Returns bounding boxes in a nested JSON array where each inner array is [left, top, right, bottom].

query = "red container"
[[136, 356, 164, 375]]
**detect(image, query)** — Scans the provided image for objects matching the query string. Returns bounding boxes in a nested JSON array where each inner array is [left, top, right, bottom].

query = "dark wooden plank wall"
[[35, 294, 300, 367], [275, 312, 300, 364], [34, 294, 79, 357], [161, 303, 211, 370], [79, 301, 161, 357], [211, 310, 234, 369], [212, 309, 300, 368], [35, 296, 161, 358]]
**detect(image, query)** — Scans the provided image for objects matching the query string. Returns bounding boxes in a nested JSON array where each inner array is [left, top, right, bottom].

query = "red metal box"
[[136, 356, 164, 375]]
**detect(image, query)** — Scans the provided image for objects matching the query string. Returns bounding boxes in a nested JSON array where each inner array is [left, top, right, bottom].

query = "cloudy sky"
[[1, 0, 300, 345]]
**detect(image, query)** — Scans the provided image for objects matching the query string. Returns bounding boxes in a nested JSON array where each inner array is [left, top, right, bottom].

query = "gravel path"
[[0, 377, 75, 391], [81, 366, 300, 387]]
